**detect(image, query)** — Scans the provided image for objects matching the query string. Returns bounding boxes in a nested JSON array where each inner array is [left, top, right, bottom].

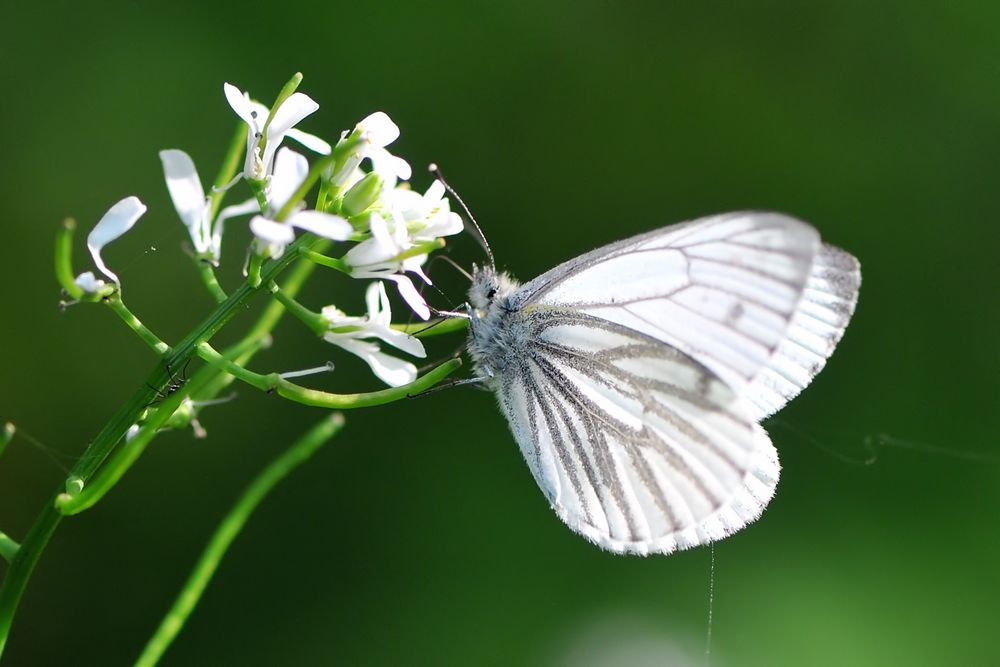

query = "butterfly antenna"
[[430, 253, 473, 282], [429, 163, 494, 268]]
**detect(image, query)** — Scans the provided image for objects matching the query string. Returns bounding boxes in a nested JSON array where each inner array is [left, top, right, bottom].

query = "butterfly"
[[464, 211, 860, 555]]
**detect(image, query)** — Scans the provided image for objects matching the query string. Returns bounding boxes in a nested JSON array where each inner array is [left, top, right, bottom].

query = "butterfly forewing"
[[515, 212, 822, 398], [494, 309, 778, 554]]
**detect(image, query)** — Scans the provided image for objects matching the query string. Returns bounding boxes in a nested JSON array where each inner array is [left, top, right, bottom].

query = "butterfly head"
[[467, 264, 519, 315]]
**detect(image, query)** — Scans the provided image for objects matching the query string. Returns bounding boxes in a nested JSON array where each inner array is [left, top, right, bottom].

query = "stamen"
[[279, 361, 336, 380]]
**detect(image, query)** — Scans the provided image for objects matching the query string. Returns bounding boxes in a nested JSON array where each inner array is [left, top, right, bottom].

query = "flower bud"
[[342, 171, 384, 216]]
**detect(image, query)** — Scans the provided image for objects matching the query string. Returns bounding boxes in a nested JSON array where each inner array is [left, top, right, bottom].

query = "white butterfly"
[[465, 212, 860, 555]]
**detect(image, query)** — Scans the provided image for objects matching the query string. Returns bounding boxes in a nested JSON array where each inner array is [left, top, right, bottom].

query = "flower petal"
[[269, 148, 309, 211], [370, 325, 427, 358], [385, 274, 430, 320], [159, 149, 208, 250], [266, 92, 319, 142], [286, 128, 332, 155], [345, 214, 397, 267], [288, 210, 352, 240], [328, 337, 417, 387], [224, 83, 256, 128], [385, 153, 412, 181], [249, 216, 295, 244], [426, 179, 446, 202], [358, 111, 400, 147], [367, 147, 411, 183], [87, 196, 146, 284]]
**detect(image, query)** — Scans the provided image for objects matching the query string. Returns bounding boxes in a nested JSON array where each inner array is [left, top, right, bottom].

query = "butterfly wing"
[[495, 309, 779, 554], [512, 211, 860, 418], [740, 243, 860, 419]]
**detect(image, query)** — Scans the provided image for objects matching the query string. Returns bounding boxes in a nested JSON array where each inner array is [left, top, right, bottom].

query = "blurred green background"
[[2, 2, 998, 665]]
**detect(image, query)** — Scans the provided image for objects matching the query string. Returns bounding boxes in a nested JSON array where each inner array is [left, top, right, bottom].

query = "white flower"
[[224, 82, 331, 181], [322, 282, 426, 387], [249, 148, 352, 258], [159, 149, 258, 263], [332, 112, 411, 187], [344, 213, 432, 320], [74, 196, 147, 293], [388, 179, 464, 240]]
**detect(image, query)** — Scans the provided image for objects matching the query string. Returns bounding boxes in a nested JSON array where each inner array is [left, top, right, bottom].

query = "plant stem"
[[134, 412, 344, 667], [54, 219, 83, 300], [267, 281, 327, 335], [274, 358, 461, 407], [0, 235, 318, 655], [0, 505, 60, 655], [195, 342, 463, 408], [105, 296, 171, 355], [300, 248, 349, 273], [195, 261, 228, 304]]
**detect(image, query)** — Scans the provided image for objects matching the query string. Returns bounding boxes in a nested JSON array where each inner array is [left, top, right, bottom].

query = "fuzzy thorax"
[[466, 266, 526, 380]]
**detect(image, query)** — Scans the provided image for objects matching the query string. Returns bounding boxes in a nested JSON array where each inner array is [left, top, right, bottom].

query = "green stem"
[[54, 219, 83, 300], [0, 238, 327, 655], [0, 505, 61, 655], [207, 123, 248, 222], [274, 358, 461, 407], [247, 179, 270, 213], [195, 261, 228, 304], [134, 412, 343, 667], [267, 281, 327, 335], [189, 335, 271, 403], [300, 248, 349, 273], [247, 253, 264, 288], [195, 342, 463, 408], [0, 533, 18, 563], [105, 296, 171, 355]]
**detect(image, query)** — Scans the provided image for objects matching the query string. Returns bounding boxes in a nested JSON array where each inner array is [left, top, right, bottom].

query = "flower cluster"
[[68, 75, 464, 388]]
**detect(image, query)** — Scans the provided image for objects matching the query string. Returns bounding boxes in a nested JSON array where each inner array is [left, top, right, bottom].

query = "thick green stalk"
[[195, 262, 228, 303], [134, 412, 344, 667], [195, 342, 463, 408], [0, 234, 317, 656], [104, 296, 170, 355]]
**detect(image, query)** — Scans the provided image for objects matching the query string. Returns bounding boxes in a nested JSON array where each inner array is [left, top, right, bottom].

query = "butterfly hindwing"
[[493, 309, 778, 555]]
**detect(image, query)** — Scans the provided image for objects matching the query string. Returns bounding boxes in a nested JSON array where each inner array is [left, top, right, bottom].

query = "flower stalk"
[[1, 73, 471, 660], [194, 341, 462, 408], [134, 412, 344, 667]]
